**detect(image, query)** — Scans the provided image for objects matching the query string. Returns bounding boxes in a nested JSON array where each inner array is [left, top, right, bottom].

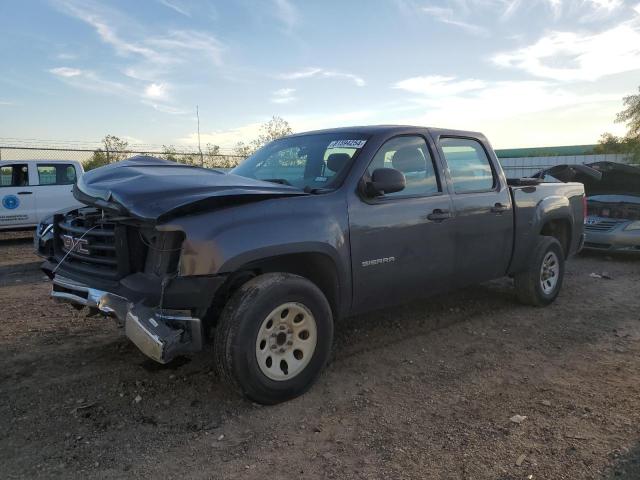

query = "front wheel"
[[214, 273, 333, 405], [514, 236, 565, 307]]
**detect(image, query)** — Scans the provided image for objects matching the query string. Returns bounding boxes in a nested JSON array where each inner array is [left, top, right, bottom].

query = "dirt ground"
[[1, 231, 640, 480]]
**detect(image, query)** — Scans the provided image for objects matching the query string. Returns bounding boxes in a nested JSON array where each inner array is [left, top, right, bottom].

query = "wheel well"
[[540, 219, 571, 258], [207, 253, 340, 327]]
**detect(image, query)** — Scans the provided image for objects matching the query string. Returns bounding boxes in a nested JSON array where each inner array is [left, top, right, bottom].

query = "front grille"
[[54, 208, 130, 280], [584, 218, 622, 232]]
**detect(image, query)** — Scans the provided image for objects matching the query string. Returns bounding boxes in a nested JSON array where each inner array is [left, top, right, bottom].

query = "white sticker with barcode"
[[327, 139, 367, 149]]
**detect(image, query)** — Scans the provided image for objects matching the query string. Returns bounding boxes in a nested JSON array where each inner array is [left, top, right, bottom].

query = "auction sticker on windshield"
[[327, 139, 367, 149]]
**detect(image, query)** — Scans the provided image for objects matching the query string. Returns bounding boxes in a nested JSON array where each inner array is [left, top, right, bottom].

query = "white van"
[[0, 160, 84, 230]]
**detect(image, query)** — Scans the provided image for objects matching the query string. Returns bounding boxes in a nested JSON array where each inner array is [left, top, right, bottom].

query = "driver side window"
[[366, 136, 440, 197]]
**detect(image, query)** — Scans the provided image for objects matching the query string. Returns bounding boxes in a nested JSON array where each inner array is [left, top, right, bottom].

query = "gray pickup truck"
[[42, 126, 585, 404]]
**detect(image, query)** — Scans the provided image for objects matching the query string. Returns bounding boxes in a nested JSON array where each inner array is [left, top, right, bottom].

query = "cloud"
[[383, 74, 625, 147], [178, 122, 264, 148], [0, 100, 13, 106], [141, 101, 188, 115], [51, 0, 225, 115], [58, 1, 156, 59], [391, 75, 621, 133], [49, 67, 185, 114], [49, 67, 132, 95], [271, 88, 296, 104], [273, 0, 299, 31], [56, 1, 223, 67], [401, 0, 625, 26], [144, 82, 169, 100], [421, 5, 489, 36], [157, 0, 191, 17], [393, 75, 486, 96], [492, 21, 640, 81], [49, 67, 82, 77], [585, 0, 623, 11], [279, 67, 366, 86], [145, 30, 224, 66], [56, 52, 78, 60]]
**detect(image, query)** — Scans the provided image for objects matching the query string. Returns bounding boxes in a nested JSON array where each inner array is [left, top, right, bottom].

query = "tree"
[[206, 143, 220, 156], [233, 141, 254, 157], [84, 135, 129, 170], [254, 116, 293, 149], [161, 145, 179, 162], [233, 116, 294, 157], [616, 86, 640, 139], [595, 87, 640, 164]]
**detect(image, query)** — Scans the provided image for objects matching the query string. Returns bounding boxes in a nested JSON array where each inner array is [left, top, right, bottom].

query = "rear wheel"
[[514, 236, 565, 306], [215, 273, 333, 404]]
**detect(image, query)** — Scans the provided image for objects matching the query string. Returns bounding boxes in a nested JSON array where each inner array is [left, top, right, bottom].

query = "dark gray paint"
[[66, 126, 585, 319]]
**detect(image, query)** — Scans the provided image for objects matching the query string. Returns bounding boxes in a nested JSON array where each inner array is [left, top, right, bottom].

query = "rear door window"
[[440, 138, 495, 193], [37, 164, 77, 185]]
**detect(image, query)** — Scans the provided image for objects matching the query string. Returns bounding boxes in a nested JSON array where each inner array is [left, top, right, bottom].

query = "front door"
[[348, 135, 455, 313], [0, 163, 37, 228]]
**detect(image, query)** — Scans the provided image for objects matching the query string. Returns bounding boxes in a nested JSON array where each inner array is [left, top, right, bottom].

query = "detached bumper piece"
[[51, 275, 202, 364]]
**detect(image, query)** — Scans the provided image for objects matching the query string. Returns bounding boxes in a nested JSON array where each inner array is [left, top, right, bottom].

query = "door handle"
[[17, 191, 33, 195], [491, 202, 508, 213], [426, 209, 451, 222]]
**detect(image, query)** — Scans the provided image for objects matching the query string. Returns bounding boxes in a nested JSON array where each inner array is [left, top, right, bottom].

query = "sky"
[[1, 0, 639, 151]]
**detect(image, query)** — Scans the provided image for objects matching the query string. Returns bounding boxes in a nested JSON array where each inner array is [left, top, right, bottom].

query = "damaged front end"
[[43, 155, 308, 362], [43, 205, 224, 364], [51, 275, 203, 363]]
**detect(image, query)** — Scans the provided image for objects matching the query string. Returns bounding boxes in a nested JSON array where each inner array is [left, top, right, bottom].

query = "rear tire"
[[514, 236, 565, 307], [214, 273, 333, 405]]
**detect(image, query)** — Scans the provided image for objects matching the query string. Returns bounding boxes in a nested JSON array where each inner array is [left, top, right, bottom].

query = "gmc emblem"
[[61, 234, 90, 255]]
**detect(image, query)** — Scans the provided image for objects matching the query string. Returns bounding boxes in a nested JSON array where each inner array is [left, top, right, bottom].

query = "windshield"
[[231, 133, 369, 191]]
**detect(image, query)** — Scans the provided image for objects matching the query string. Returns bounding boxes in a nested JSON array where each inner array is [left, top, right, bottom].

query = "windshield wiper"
[[263, 178, 292, 186], [303, 186, 332, 194]]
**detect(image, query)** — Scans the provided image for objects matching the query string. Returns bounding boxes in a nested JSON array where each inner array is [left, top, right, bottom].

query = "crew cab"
[[41, 126, 585, 404], [0, 160, 83, 230]]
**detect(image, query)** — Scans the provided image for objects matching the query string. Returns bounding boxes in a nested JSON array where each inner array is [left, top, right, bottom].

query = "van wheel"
[[214, 273, 333, 405], [514, 236, 565, 307]]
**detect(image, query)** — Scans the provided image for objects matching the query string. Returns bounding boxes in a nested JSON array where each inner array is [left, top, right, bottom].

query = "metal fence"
[[0, 145, 632, 177], [0, 146, 245, 169], [499, 153, 630, 178]]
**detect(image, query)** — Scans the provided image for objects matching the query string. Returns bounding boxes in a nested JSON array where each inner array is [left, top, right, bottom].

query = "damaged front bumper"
[[51, 275, 203, 363]]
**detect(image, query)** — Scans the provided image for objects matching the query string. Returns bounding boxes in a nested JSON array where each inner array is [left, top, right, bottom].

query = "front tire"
[[214, 273, 333, 404], [514, 236, 565, 307]]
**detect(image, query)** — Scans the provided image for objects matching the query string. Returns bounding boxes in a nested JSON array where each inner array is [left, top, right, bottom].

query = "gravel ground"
[[1, 231, 640, 479]]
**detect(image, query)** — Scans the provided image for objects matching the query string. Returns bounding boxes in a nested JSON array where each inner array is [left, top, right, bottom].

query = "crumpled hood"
[[75, 155, 307, 222]]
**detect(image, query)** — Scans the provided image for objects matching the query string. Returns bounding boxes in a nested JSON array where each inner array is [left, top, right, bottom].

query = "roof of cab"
[[286, 124, 486, 140]]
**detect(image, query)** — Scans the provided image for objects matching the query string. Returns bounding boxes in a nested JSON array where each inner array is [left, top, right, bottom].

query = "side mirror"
[[366, 168, 406, 196]]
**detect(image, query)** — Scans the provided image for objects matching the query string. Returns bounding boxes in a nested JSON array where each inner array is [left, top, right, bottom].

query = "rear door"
[[348, 134, 455, 312], [0, 163, 37, 228], [435, 136, 514, 285], [34, 162, 81, 222]]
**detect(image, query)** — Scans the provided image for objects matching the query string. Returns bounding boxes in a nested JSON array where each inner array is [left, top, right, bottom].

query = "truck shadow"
[[0, 261, 46, 287], [605, 443, 640, 478], [579, 249, 640, 263]]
